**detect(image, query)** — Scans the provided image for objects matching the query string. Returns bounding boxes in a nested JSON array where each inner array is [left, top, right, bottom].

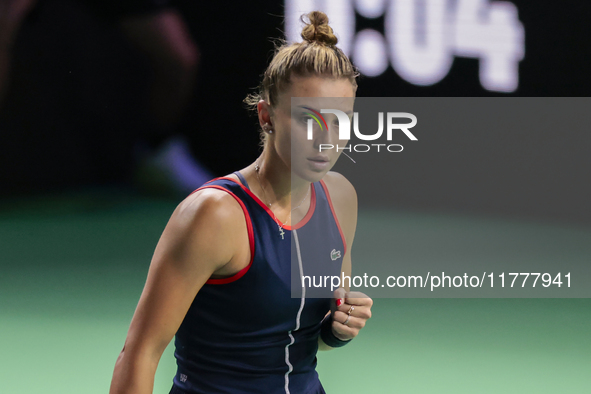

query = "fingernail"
[[336, 298, 343, 307]]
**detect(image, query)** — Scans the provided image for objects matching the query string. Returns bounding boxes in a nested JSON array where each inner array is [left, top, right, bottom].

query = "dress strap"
[[232, 171, 250, 190]]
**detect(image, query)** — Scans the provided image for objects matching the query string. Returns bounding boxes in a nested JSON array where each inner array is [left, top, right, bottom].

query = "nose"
[[313, 119, 338, 150]]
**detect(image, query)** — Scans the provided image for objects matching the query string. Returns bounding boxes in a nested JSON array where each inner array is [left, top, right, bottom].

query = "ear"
[[257, 100, 273, 129]]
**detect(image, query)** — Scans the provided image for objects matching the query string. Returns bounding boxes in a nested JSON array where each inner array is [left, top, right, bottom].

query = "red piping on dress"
[[203, 176, 316, 230]]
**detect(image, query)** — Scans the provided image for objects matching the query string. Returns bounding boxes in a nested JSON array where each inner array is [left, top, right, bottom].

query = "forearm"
[[109, 349, 160, 394]]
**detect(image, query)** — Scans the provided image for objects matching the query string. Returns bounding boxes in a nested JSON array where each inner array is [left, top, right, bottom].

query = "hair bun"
[[300, 11, 338, 46]]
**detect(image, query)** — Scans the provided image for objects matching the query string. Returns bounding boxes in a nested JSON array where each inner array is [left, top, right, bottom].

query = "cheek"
[[291, 135, 316, 160], [274, 130, 293, 159]]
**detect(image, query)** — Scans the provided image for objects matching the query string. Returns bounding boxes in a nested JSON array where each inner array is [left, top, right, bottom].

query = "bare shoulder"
[[165, 187, 247, 266], [176, 187, 244, 224]]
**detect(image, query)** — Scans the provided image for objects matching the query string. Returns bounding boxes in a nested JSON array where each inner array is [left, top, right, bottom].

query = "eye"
[[298, 114, 312, 124]]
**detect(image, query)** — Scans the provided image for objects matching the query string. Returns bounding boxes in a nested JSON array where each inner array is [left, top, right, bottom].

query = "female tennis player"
[[109, 11, 373, 394]]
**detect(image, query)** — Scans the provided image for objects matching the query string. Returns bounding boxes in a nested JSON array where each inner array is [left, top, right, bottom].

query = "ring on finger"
[[347, 306, 355, 315], [343, 315, 351, 325]]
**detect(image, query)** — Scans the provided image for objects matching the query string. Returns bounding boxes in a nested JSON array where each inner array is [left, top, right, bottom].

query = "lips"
[[308, 155, 329, 162]]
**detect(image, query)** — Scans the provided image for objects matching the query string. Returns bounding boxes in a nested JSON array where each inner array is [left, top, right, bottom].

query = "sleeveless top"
[[170, 172, 347, 394]]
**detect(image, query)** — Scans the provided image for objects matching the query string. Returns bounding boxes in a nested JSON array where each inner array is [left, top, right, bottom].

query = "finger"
[[345, 291, 371, 299], [344, 292, 373, 307], [331, 287, 346, 312], [332, 313, 362, 337], [331, 323, 356, 341], [336, 302, 359, 317], [335, 304, 372, 320], [336, 303, 356, 315], [334, 310, 355, 326], [334, 287, 346, 308]]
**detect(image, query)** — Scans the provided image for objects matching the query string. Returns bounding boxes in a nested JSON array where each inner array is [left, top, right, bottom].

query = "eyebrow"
[[297, 106, 353, 115]]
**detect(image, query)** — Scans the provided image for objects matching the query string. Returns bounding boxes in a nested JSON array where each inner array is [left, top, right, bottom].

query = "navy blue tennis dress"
[[169, 172, 347, 394]]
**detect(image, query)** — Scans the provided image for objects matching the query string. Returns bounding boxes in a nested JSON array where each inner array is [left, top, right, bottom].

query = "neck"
[[252, 150, 311, 213]]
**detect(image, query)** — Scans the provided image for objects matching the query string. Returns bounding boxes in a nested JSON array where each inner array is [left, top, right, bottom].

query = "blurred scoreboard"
[[284, 0, 590, 96]]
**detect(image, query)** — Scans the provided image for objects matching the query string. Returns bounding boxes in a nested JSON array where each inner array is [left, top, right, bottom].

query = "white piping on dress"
[[284, 228, 306, 394]]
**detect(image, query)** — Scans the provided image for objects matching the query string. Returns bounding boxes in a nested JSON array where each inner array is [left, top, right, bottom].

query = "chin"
[[293, 165, 332, 184]]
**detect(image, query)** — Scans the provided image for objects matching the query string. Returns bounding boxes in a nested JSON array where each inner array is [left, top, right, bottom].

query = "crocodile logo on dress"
[[331, 249, 341, 261]]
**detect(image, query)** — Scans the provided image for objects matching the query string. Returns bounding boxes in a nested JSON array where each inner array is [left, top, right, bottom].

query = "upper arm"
[[323, 172, 358, 288], [121, 188, 244, 361]]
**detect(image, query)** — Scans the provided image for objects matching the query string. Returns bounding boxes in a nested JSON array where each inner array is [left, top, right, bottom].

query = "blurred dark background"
[[0, 0, 589, 222]]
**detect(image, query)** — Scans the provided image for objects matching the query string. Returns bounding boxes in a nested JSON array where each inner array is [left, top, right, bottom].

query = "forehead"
[[283, 75, 355, 100]]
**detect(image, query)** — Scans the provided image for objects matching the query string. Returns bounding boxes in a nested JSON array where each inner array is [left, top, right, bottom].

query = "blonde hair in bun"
[[245, 11, 359, 147], [300, 11, 339, 46]]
